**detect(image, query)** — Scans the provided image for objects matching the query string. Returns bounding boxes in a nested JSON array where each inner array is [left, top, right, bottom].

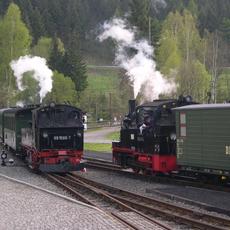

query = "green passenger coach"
[[174, 104, 230, 178], [0, 108, 10, 142], [3, 107, 34, 151]]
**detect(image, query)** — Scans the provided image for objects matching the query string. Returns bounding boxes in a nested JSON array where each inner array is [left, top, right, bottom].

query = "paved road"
[[84, 151, 112, 161], [84, 126, 120, 144]]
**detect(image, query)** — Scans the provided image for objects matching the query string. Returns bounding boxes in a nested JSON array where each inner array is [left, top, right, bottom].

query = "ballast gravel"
[[0, 150, 73, 198], [83, 151, 230, 214], [0, 150, 128, 230], [0, 177, 128, 230], [78, 169, 230, 217]]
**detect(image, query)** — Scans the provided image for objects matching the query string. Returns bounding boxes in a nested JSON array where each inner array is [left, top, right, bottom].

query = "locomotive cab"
[[135, 103, 176, 154], [35, 105, 83, 151], [113, 96, 195, 174]]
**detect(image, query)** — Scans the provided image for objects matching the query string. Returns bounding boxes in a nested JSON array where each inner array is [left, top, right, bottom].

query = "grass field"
[[83, 65, 132, 122], [106, 131, 120, 141], [85, 127, 102, 133], [86, 66, 120, 93], [84, 130, 119, 152], [84, 143, 112, 152]]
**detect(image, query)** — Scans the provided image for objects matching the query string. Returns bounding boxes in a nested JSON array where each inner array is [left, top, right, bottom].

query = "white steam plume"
[[16, 101, 24, 107], [10, 55, 53, 102], [98, 18, 174, 100]]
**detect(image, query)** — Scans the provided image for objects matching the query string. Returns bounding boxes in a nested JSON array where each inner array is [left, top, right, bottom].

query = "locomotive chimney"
[[128, 100, 136, 115]]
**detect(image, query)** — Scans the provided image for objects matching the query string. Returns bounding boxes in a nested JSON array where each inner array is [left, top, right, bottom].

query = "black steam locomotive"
[[112, 96, 195, 174], [0, 103, 84, 172]]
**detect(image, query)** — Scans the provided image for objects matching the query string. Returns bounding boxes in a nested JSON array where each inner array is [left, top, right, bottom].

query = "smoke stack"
[[128, 99, 136, 115]]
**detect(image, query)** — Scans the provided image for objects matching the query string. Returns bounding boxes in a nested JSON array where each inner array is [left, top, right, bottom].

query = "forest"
[[0, 0, 229, 121]]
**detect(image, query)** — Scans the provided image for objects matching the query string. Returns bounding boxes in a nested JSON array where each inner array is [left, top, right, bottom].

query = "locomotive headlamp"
[[8, 158, 14, 165], [77, 132, 82, 137], [154, 144, 160, 153], [1, 151, 7, 160], [42, 132, 48, 138], [50, 102, 56, 108], [1, 150, 7, 166], [170, 133, 177, 141], [185, 95, 192, 103]]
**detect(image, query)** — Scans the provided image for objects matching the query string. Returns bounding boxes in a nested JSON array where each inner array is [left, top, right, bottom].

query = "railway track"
[[45, 172, 230, 230], [83, 157, 230, 193], [83, 157, 122, 170], [71, 173, 230, 230], [45, 173, 171, 230]]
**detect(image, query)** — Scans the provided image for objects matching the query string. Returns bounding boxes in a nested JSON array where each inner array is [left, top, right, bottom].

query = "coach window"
[[180, 112, 186, 137]]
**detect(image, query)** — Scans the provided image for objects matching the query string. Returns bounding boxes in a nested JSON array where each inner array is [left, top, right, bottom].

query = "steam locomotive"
[[0, 103, 84, 173], [112, 96, 195, 174]]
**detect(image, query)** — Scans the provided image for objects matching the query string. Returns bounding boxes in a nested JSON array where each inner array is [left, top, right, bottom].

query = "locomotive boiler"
[[112, 96, 194, 174]]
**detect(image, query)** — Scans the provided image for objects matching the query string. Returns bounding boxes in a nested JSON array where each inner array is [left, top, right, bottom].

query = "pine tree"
[[220, 18, 230, 42], [30, 7, 45, 43], [129, 0, 150, 36], [48, 36, 65, 72], [61, 48, 88, 93]]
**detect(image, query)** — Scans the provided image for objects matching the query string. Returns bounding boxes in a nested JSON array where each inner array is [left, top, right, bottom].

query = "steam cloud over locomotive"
[[0, 104, 84, 173]]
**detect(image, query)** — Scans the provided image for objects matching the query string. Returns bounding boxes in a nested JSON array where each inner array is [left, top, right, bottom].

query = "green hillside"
[[86, 66, 120, 92], [79, 66, 132, 121], [0, 1, 229, 108]]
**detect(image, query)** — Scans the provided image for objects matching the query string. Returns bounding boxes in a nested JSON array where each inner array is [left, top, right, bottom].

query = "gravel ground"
[[2, 148, 230, 229], [77, 168, 230, 218], [0, 150, 74, 198], [155, 185, 230, 212], [0, 149, 130, 230], [83, 151, 230, 214], [0, 176, 128, 230]]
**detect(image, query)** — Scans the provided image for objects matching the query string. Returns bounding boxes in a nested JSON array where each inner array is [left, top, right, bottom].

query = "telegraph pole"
[[109, 92, 112, 126], [148, 16, 151, 43]]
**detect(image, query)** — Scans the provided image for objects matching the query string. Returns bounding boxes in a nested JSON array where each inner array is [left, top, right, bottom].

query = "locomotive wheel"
[[132, 167, 140, 174], [141, 169, 151, 175]]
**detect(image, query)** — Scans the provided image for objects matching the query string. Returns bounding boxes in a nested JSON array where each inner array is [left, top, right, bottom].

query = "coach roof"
[[3, 106, 36, 115], [173, 103, 230, 111]]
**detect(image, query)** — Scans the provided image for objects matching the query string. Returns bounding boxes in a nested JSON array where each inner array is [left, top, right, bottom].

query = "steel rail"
[[84, 157, 230, 193], [45, 173, 170, 230], [70, 173, 230, 230], [57, 174, 171, 230]]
